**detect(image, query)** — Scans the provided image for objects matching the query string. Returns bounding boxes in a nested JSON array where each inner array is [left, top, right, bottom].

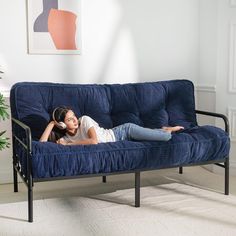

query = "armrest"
[[12, 117, 32, 156], [12, 118, 33, 184], [195, 110, 229, 134]]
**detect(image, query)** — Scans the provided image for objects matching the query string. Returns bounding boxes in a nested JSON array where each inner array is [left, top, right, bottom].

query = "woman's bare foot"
[[162, 126, 184, 133]]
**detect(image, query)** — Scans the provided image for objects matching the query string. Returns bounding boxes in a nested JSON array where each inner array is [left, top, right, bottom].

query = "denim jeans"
[[112, 123, 171, 141]]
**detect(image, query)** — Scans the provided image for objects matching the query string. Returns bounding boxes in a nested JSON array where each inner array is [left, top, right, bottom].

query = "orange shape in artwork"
[[48, 9, 78, 50]]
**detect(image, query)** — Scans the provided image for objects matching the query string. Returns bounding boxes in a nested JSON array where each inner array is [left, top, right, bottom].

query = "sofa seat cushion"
[[22, 125, 229, 179]]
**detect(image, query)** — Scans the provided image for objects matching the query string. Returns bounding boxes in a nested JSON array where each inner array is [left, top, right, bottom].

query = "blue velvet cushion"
[[162, 80, 197, 127], [110, 83, 169, 128], [10, 80, 197, 140]]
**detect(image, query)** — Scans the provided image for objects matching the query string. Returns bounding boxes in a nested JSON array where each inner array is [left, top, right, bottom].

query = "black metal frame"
[[11, 110, 230, 223], [195, 110, 229, 195]]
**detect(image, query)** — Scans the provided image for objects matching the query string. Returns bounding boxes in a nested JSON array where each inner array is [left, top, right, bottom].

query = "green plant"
[[0, 93, 10, 150]]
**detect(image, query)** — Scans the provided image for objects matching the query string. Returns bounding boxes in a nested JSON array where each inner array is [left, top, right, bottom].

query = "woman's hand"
[[57, 138, 68, 145], [162, 126, 184, 133]]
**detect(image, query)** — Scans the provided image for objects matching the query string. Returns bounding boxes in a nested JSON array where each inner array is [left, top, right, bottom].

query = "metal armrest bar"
[[12, 118, 34, 222], [195, 109, 229, 134], [12, 117, 31, 131], [195, 110, 229, 168], [12, 118, 32, 180], [14, 135, 28, 149], [195, 109, 229, 195], [12, 118, 32, 152]]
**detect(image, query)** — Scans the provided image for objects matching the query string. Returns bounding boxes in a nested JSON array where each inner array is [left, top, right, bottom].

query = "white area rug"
[[1, 183, 236, 236]]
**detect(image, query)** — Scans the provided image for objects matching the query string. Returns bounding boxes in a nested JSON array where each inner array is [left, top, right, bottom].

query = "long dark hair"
[[49, 106, 71, 142]]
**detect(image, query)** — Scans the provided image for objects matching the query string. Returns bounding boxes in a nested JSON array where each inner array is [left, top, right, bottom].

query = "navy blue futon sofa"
[[10, 80, 230, 222]]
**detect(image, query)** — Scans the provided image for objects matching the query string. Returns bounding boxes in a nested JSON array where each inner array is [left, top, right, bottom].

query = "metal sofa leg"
[[102, 176, 106, 183], [13, 165, 18, 192], [179, 167, 183, 174], [28, 178, 33, 222], [135, 172, 140, 207], [225, 158, 229, 195]]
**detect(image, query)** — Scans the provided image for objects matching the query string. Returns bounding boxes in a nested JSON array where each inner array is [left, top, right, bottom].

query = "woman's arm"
[[39, 121, 55, 142], [57, 127, 98, 145]]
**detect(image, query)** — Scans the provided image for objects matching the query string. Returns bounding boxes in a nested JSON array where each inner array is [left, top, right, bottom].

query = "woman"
[[40, 107, 184, 145]]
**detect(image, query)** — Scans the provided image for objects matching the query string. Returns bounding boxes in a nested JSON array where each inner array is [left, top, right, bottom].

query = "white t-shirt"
[[63, 116, 116, 143]]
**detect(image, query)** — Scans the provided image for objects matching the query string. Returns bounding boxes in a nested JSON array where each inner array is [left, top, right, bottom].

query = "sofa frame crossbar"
[[11, 110, 230, 222]]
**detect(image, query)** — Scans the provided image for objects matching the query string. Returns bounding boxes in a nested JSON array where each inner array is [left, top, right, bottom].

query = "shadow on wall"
[[96, 0, 161, 84], [97, 0, 198, 83], [60, 0, 198, 84]]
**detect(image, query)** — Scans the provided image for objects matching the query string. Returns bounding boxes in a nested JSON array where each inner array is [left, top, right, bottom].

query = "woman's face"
[[64, 110, 79, 130]]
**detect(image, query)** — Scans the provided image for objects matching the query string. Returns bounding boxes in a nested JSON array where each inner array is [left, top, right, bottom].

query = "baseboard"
[[195, 84, 216, 93]]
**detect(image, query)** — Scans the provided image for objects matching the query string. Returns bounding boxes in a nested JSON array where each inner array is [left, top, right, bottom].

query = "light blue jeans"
[[112, 123, 171, 142]]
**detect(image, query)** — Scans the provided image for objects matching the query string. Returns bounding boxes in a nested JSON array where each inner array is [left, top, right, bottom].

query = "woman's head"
[[53, 107, 79, 130]]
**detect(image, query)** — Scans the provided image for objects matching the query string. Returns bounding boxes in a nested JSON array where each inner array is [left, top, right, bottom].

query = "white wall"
[[0, 0, 200, 183], [215, 0, 236, 173], [196, 0, 218, 126], [0, 0, 199, 90], [198, 0, 236, 174], [199, 0, 218, 87]]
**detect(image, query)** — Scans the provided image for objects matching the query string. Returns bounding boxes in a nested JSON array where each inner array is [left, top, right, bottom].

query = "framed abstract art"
[[27, 0, 81, 54]]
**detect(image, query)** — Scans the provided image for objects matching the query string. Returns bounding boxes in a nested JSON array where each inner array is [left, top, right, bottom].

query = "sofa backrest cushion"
[[10, 80, 197, 140]]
